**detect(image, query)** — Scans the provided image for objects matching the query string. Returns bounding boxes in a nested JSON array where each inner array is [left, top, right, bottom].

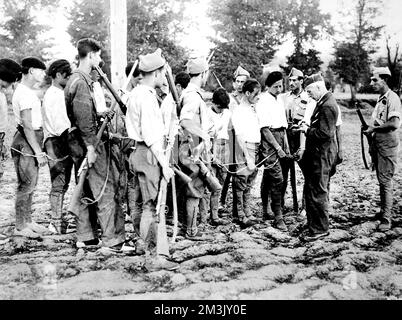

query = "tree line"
[[0, 0, 400, 101]]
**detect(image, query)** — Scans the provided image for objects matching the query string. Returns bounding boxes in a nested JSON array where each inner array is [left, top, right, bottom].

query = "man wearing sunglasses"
[[364, 67, 402, 232], [42, 59, 74, 234]]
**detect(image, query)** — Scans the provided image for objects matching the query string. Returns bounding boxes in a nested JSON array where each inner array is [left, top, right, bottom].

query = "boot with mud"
[[273, 217, 288, 232], [14, 228, 41, 239], [145, 255, 179, 272], [378, 218, 391, 232], [26, 222, 54, 236]]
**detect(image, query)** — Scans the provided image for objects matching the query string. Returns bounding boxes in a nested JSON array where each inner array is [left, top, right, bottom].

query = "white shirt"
[[0, 92, 8, 132], [93, 82, 108, 112], [42, 85, 71, 140], [12, 83, 43, 130], [161, 93, 179, 138], [180, 83, 214, 134], [281, 90, 316, 125], [229, 92, 242, 112], [126, 84, 165, 148], [231, 101, 260, 143], [208, 107, 231, 140], [256, 91, 288, 129], [372, 89, 402, 128]]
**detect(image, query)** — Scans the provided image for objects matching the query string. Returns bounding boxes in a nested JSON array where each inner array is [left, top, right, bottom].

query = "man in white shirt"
[[42, 59, 73, 234], [231, 79, 261, 228], [11, 57, 50, 239], [256, 71, 289, 231], [0, 59, 21, 179], [126, 49, 176, 269]]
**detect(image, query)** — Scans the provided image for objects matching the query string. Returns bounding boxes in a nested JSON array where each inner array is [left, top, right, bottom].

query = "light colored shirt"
[[372, 89, 402, 128], [208, 107, 231, 140], [161, 93, 179, 138], [93, 82, 108, 112], [12, 83, 43, 130], [126, 84, 165, 148], [42, 85, 71, 140], [256, 91, 288, 129], [229, 92, 242, 111], [281, 90, 316, 124], [231, 101, 260, 143], [0, 92, 8, 132], [180, 83, 214, 134]]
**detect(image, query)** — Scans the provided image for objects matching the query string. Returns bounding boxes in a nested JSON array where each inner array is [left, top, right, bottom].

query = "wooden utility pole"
[[109, 0, 127, 88]]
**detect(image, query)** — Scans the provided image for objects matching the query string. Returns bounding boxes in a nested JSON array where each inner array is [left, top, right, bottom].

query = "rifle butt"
[[67, 169, 87, 214]]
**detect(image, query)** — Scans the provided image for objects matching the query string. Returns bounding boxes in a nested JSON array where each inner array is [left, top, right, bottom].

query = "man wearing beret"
[[11, 56, 50, 238], [256, 71, 289, 231], [280, 68, 316, 215], [0, 58, 22, 181], [298, 74, 339, 241], [364, 67, 402, 232], [125, 49, 177, 269], [65, 38, 131, 252], [42, 59, 73, 234], [178, 56, 222, 240]]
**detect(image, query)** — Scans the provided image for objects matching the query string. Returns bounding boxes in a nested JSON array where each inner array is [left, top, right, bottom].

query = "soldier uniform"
[[368, 67, 402, 231]]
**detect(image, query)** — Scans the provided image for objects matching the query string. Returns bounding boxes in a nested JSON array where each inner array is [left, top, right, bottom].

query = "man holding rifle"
[[364, 67, 402, 232], [125, 49, 177, 269], [65, 38, 130, 252]]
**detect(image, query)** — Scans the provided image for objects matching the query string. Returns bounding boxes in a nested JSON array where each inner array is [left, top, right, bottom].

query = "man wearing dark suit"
[[298, 74, 339, 241]]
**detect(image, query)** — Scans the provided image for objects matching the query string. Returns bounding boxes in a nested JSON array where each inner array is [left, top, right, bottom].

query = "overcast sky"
[[42, 0, 402, 69]]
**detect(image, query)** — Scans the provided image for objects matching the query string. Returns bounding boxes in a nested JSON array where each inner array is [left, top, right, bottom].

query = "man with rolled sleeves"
[[11, 57, 51, 238], [256, 71, 289, 231], [280, 68, 316, 213], [299, 74, 338, 241], [364, 67, 402, 232], [125, 49, 177, 269], [65, 38, 130, 251], [0, 59, 22, 181], [179, 56, 223, 240]]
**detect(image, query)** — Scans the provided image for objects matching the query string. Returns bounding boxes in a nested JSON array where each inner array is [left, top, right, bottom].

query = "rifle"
[[356, 103, 373, 170], [68, 65, 126, 214]]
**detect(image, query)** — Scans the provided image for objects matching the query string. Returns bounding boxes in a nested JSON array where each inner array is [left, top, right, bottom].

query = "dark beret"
[[21, 57, 46, 71], [265, 71, 283, 87], [0, 58, 22, 83]]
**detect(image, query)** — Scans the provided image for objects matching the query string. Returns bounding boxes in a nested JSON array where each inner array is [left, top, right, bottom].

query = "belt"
[[270, 127, 286, 132]]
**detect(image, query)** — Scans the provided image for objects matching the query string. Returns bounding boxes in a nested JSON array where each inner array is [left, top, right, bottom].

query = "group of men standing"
[[0, 37, 401, 262]]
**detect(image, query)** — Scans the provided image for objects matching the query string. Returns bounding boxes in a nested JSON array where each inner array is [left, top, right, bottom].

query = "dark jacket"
[[303, 92, 338, 174]]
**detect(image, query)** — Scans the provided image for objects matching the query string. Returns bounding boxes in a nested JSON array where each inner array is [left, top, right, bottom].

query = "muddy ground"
[[1, 108, 402, 300]]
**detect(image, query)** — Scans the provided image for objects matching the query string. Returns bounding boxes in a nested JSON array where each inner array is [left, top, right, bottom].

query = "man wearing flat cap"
[[0, 59, 21, 181], [364, 67, 402, 232], [298, 73, 339, 241], [178, 55, 223, 240], [256, 71, 289, 231], [11, 56, 50, 239], [65, 38, 131, 252], [125, 48, 177, 269]]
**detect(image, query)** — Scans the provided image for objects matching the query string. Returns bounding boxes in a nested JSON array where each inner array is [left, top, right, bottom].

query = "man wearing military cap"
[[0, 59, 22, 181], [279, 67, 316, 214], [364, 67, 402, 232], [11, 56, 50, 238], [178, 55, 223, 240], [125, 48, 177, 268], [65, 38, 131, 252], [298, 73, 339, 241], [220, 66, 250, 216]]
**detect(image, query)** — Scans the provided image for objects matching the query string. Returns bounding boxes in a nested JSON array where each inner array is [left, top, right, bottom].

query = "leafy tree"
[[67, 0, 189, 74], [283, 0, 332, 73], [330, 0, 384, 102], [385, 37, 402, 93], [207, 0, 289, 88], [0, 0, 60, 62]]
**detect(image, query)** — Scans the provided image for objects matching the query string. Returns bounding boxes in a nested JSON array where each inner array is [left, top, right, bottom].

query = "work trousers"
[[302, 141, 337, 234], [129, 143, 161, 251], [11, 130, 44, 230], [260, 130, 286, 221], [69, 135, 125, 247], [44, 135, 73, 225], [371, 131, 399, 222]]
